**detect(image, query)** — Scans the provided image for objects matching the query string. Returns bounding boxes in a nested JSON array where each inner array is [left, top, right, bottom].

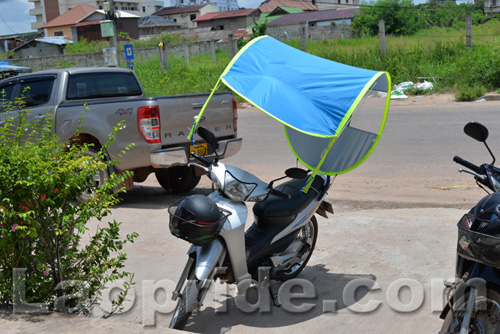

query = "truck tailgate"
[[155, 92, 236, 147]]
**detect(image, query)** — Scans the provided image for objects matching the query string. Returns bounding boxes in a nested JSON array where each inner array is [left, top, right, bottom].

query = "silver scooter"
[[168, 126, 333, 329]]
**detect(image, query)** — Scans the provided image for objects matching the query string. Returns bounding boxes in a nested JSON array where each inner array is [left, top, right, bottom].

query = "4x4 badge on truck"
[[116, 108, 133, 116]]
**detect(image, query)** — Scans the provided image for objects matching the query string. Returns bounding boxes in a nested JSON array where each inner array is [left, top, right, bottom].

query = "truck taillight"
[[232, 99, 238, 133], [138, 105, 160, 144]]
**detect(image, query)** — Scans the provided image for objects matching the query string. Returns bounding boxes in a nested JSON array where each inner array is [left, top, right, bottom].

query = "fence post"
[[379, 20, 387, 58], [210, 40, 216, 63], [163, 44, 169, 70], [466, 12, 472, 49], [183, 43, 189, 66], [158, 46, 163, 67], [300, 26, 307, 52], [228, 34, 236, 58]]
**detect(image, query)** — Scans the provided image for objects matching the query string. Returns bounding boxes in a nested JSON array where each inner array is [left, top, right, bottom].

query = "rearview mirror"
[[197, 126, 217, 147], [285, 168, 308, 179], [464, 122, 489, 143]]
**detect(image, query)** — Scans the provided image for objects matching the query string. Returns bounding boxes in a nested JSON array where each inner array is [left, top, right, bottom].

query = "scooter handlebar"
[[191, 152, 212, 166], [453, 155, 480, 174]]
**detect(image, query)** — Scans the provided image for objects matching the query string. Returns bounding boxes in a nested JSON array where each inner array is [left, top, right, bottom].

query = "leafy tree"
[[416, 0, 486, 29], [353, 0, 487, 37], [251, 20, 268, 38], [353, 0, 420, 36], [238, 20, 268, 49]]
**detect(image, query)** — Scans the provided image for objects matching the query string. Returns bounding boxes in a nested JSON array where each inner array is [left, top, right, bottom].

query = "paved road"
[[3, 95, 500, 333]]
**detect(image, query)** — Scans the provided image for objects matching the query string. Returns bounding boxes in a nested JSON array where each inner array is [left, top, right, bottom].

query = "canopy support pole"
[[302, 136, 336, 193], [188, 77, 222, 140]]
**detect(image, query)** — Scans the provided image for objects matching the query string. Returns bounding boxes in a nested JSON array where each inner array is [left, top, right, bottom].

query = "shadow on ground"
[[115, 185, 212, 209], [181, 264, 377, 334]]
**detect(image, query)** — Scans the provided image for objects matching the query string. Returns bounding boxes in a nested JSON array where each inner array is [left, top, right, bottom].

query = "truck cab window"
[[67, 72, 142, 100], [0, 82, 16, 112], [19, 78, 54, 107]]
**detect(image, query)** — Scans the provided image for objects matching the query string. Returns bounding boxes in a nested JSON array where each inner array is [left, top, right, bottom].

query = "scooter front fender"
[[192, 240, 226, 281]]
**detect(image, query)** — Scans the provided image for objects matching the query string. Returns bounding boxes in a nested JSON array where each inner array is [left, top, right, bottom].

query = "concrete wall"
[[7, 44, 228, 71], [267, 24, 352, 42], [7, 24, 352, 71], [13, 43, 64, 60]]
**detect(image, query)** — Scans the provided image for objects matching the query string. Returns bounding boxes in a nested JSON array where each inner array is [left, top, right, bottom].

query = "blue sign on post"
[[124, 44, 134, 60]]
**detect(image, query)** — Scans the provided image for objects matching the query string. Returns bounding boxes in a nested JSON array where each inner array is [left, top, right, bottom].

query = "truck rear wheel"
[[155, 166, 201, 194], [76, 147, 109, 203]]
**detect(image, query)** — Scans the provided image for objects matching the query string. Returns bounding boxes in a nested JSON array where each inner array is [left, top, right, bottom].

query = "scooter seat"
[[252, 175, 325, 231]]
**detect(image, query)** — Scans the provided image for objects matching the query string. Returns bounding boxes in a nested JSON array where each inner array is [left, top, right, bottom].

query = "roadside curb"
[[479, 94, 500, 101]]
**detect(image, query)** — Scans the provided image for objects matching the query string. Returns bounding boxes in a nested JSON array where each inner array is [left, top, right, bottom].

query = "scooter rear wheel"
[[271, 216, 318, 281], [440, 288, 500, 334]]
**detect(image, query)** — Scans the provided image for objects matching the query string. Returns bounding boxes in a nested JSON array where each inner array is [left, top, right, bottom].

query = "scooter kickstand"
[[269, 283, 281, 307]]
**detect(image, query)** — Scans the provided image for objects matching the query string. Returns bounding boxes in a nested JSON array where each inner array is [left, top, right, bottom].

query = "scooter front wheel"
[[271, 216, 318, 281], [169, 272, 200, 330], [440, 288, 500, 334]]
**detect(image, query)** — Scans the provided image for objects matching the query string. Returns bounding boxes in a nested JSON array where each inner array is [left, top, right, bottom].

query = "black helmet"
[[169, 195, 223, 245], [469, 192, 500, 235]]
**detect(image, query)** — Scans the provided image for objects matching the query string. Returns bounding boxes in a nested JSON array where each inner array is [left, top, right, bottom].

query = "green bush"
[[455, 85, 487, 101], [0, 100, 138, 315]]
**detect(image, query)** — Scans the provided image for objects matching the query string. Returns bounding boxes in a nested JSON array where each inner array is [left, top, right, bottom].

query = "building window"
[[190, 14, 196, 20], [54, 31, 64, 36], [142, 6, 146, 12]]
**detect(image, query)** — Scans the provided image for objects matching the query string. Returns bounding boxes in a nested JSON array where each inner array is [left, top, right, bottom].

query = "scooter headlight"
[[224, 172, 256, 201]]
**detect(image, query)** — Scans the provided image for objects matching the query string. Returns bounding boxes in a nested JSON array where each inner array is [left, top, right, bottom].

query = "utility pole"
[[104, 0, 120, 66], [466, 12, 472, 49]]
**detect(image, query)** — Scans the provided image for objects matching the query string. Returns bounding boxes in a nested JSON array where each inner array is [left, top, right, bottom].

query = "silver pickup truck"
[[0, 67, 241, 197]]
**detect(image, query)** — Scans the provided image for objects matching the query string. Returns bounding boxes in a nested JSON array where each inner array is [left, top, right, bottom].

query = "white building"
[[29, 0, 164, 30], [175, 0, 238, 12]]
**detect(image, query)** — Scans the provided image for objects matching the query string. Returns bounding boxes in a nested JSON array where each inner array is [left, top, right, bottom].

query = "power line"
[[313, 1, 485, 11], [0, 12, 15, 34]]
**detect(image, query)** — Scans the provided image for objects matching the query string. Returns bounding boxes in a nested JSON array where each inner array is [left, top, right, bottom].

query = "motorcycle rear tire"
[[271, 216, 318, 281], [440, 288, 500, 334]]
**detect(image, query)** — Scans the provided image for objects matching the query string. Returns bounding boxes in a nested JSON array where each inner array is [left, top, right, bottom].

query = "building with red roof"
[[258, 0, 318, 13], [193, 8, 262, 30], [41, 4, 140, 41], [153, 4, 219, 28], [268, 8, 360, 26]]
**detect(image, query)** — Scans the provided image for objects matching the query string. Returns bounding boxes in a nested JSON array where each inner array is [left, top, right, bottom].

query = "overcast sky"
[[0, 0, 34, 36], [0, 0, 473, 37]]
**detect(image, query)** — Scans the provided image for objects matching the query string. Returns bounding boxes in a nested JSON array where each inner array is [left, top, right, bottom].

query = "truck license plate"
[[190, 143, 208, 156]]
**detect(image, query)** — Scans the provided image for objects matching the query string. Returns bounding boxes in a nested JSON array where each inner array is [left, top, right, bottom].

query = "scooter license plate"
[[190, 143, 208, 156]]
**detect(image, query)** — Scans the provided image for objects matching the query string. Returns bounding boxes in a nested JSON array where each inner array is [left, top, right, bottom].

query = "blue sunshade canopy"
[[190, 36, 391, 179]]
